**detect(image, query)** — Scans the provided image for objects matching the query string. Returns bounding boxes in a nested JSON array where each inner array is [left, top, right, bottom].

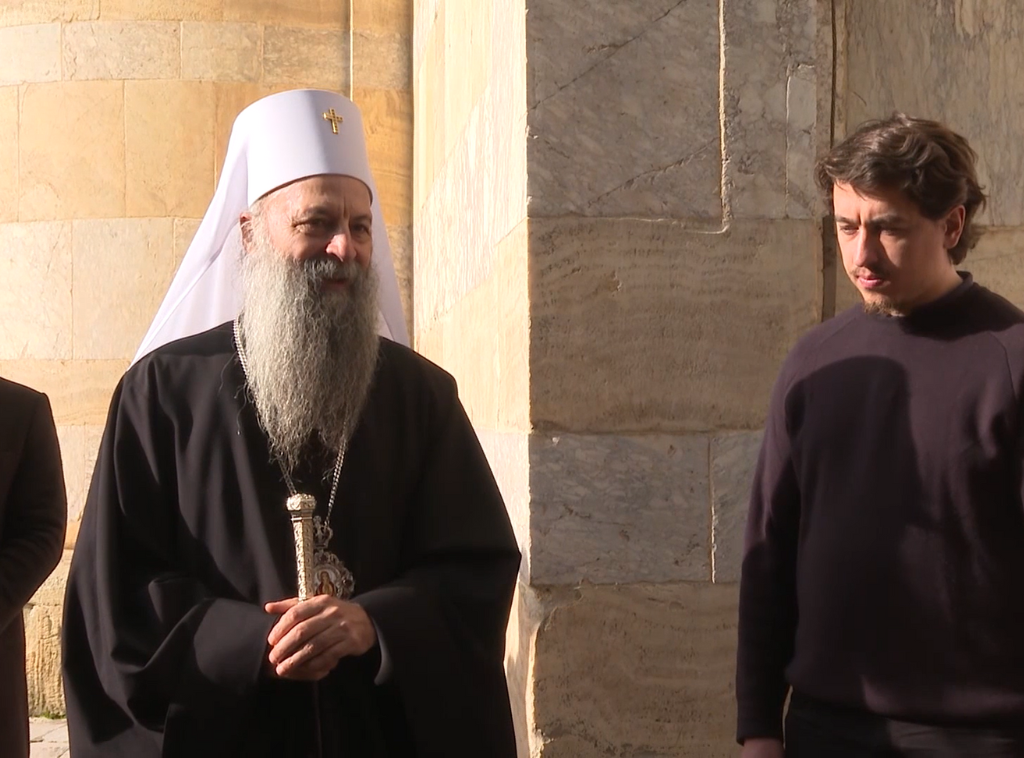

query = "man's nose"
[[326, 227, 353, 261], [852, 229, 880, 268]]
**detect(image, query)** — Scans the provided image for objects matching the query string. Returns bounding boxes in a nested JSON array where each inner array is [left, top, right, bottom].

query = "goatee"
[[238, 219, 381, 474]]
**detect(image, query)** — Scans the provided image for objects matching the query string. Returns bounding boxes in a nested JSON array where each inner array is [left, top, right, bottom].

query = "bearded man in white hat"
[[61, 90, 521, 758]]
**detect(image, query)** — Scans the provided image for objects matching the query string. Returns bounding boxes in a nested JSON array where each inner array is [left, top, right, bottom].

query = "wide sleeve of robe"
[[61, 373, 277, 757], [354, 368, 521, 757]]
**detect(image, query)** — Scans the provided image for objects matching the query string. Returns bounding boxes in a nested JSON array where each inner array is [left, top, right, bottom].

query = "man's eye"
[[838, 225, 858, 234]]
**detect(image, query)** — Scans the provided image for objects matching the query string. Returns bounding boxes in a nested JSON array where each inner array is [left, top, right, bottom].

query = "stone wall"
[[413, 0, 832, 755], [0, 0, 412, 715]]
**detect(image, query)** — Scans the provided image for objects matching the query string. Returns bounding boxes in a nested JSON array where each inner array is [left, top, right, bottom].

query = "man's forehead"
[[267, 174, 372, 211]]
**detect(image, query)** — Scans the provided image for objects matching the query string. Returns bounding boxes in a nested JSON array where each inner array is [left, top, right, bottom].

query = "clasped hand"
[[264, 595, 377, 681]]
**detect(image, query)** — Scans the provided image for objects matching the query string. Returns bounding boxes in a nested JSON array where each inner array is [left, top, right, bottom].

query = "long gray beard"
[[238, 224, 380, 475]]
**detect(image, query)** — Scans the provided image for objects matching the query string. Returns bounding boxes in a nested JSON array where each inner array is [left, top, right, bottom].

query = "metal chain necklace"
[[233, 317, 355, 599]]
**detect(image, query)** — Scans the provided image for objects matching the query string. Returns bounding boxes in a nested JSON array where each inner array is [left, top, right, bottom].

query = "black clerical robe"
[[62, 323, 521, 757]]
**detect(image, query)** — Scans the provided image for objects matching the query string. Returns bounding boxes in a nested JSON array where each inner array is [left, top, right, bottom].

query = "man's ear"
[[239, 211, 255, 254], [943, 205, 966, 250]]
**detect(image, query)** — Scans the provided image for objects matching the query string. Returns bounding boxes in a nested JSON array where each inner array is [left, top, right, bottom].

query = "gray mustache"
[[302, 256, 362, 284]]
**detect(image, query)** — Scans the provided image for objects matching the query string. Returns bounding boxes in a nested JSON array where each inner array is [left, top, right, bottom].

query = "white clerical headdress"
[[133, 89, 409, 364]]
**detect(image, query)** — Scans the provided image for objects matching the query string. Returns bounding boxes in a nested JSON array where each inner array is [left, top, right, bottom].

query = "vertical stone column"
[[838, 0, 1024, 310], [415, 0, 832, 754], [0, 0, 413, 715]]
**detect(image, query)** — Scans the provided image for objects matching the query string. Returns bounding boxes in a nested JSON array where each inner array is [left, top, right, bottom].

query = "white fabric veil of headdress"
[[132, 89, 409, 365]]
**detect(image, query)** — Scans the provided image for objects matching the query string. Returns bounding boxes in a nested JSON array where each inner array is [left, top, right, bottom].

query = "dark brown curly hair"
[[815, 113, 987, 264]]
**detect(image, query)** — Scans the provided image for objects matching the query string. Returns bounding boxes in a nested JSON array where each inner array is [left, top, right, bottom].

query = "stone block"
[[263, 26, 348, 90], [529, 433, 710, 585], [24, 551, 71, 717], [223, 0, 348, 27], [0, 86, 17, 223], [529, 217, 821, 432], [19, 81, 125, 221], [0, 222, 72, 359], [533, 582, 739, 756], [0, 0, 98, 27], [356, 86, 413, 227], [476, 430, 530, 574], [354, 0, 411, 36], [72, 218, 178, 360], [55, 424, 104, 523], [63, 21, 180, 80], [442, 0, 490, 158], [352, 30, 411, 90], [0, 23, 60, 85], [844, 0, 1024, 226], [0, 359, 126, 425], [413, 0, 441, 68], [414, 220, 529, 430], [385, 223, 413, 338], [125, 80, 216, 218], [98, 0, 222, 21], [711, 431, 763, 583], [526, 0, 721, 219], [174, 217, 203, 263], [181, 22, 261, 82], [413, 16, 445, 209], [414, 77, 528, 327], [722, 0, 819, 220]]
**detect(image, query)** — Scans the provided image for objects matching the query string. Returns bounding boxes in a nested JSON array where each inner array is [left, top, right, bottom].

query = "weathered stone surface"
[[477, 430, 530, 574], [223, 0, 348, 27], [533, 582, 738, 757], [173, 217, 203, 264], [530, 217, 821, 432], [529, 433, 710, 585], [181, 22, 261, 82], [98, 0, 221, 21], [55, 424, 104, 523], [415, 220, 529, 430], [0, 222, 72, 360], [844, 0, 1024, 226], [413, 0, 442, 68], [415, 73, 528, 327], [413, 11, 446, 209], [711, 431, 763, 583], [0, 86, 16, 223], [263, 26, 348, 90], [125, 81, 216, 218], [385, 223, 413, 338], [722, 0, 819, 219], [19, 81, 125, 221], [63, 21, 180, 80], [0, 23, 60, 85], [356, 86, 413, 228], [0, 0, 98, 27], [442, 0, 491, 158], [72, 218, 178, 360], [355, 0, 411, 36], [504, 581, 535, 758], [0, 359, 125, 425], [353, 31, 411, 90], [527, 0, 721, 219], [25, 551, 71, 717]]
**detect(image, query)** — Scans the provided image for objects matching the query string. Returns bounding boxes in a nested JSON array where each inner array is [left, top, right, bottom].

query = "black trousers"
[[785, 693, 1024, 758]]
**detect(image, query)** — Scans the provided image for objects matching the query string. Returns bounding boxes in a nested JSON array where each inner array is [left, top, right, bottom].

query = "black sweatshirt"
[[737, 274, 1024, 743]]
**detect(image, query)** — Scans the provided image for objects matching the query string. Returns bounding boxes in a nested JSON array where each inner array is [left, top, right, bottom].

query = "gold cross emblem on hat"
[[322, 108, 343, 134]]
